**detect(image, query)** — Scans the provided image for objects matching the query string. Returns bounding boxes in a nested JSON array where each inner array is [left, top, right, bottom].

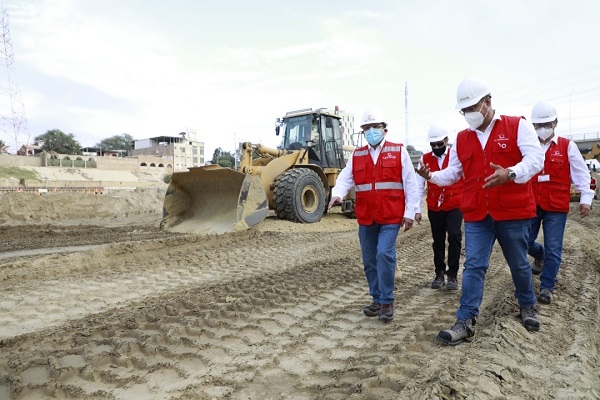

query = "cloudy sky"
[[1, 0, 600, 158]]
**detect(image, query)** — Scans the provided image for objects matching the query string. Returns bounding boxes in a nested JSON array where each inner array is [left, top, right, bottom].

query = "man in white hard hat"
[[527, 100, 593, 304], [415, 124, 464, 291], [328, 108, 419, 322], [416, 77, 544, 345]]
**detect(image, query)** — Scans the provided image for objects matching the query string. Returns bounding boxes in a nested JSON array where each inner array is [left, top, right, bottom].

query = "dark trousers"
[[428, 207, 463, 278]]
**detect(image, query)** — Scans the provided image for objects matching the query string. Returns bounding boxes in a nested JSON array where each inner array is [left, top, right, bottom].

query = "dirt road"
[[0, 191, 598, 399]]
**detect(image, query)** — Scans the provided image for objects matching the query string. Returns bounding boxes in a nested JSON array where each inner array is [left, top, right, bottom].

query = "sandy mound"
[[0, 188, 165, 227]]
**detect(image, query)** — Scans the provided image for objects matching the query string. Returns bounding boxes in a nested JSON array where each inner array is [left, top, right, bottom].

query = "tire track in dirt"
[[0, 229, 360, 339], [2, 212, 599, 399], [0, 224, 449, 399]]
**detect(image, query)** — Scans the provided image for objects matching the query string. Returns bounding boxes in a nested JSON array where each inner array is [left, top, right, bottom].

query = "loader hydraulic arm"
[[238, 142, 291, 174]]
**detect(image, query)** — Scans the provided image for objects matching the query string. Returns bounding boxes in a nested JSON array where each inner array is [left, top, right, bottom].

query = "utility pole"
[[404, 81, 409, 146], [233, 132, 237, 170], [569, 90, 574, 137], [0, 2, 27, 153]]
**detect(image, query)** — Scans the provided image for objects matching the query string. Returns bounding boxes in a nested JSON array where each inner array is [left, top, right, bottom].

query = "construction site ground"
[[0, 188, 599, 399]]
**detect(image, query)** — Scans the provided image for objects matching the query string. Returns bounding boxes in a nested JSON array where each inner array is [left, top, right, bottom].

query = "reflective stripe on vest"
[[375, 182, 404, 190], [355, 182, 404, 192], [354, 149, 369, 157], [383, 145, 402, 152]]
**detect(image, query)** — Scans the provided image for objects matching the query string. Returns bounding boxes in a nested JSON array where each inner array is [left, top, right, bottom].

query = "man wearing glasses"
[[329, 109, 419, 322], [416, 77, 544, 345], [527, 101, 593, 304], [415, 124, 464, 291]]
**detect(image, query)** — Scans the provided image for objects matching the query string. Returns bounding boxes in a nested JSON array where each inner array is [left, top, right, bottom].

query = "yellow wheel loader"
[[161, 108, 357, 234]]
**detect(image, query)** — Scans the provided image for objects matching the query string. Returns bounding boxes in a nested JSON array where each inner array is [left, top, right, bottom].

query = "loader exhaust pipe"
[[161, 165, 269, 234]]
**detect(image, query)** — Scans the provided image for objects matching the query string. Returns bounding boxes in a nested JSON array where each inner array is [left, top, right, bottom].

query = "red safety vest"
[[423, 151, 464, 211], [456, 116, 536, 222], [531, 137, 571, 212], [352, 141, 405, 225]]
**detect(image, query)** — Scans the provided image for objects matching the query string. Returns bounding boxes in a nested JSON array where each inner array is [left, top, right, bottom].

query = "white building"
[[130, 130, 205, 172]]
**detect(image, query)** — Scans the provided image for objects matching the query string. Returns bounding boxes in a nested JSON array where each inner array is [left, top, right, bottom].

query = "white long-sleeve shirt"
[[332, 138, 419, 220], [429, 112, 544, 187], [541, 136, 594, 206]]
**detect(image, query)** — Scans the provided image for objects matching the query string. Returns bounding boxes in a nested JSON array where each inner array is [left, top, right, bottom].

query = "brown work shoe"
[[531, 258, 543, 275], [437, 318, 476, 345], [538, 289, 553, 304], [519, 306, 540, 331], [363, 302, 381, 317], [379, 303, 394, 322]]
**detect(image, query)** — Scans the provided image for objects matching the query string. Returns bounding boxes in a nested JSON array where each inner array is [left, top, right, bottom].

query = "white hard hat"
[[360, 109, 387, 127], [531, 101, 558, 123], [427, 124, 449, 143], [455, 76, 491, 110]]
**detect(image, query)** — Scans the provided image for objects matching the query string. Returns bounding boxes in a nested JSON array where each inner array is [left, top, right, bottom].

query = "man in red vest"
[[328, 109, 419, 322], [528, 101, 593, 304], [416, 77, 544, 345], [416, 124, 464, 290]]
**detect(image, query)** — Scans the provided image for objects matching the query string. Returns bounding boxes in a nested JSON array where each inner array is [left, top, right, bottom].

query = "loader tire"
[[273, 168, 325, 223]]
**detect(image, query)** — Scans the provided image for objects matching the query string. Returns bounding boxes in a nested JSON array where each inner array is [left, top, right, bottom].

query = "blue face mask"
[[365, 128, 384, 146]]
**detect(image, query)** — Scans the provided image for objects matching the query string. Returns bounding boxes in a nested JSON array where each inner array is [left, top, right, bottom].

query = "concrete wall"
[[0, 155, 42, 167], [0, 154, 172, 171]]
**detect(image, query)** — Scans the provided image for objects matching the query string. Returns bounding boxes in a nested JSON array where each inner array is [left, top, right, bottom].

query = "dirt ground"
[[0, 189, 598, 399]]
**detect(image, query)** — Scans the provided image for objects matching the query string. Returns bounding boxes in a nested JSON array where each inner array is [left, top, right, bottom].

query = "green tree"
[[96, 134, 134, 154], [211, 147, 223, 164], [0, 139, 8, 154], [211, 147, 235, 167], [35, 129, 82, 155]]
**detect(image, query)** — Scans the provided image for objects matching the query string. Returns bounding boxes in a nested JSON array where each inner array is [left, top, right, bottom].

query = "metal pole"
[[569, 90, 574, 136], [404, 81, 408, 145]]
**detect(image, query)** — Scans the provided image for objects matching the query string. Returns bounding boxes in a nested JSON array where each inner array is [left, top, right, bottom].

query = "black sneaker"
[[519, 306, 540, 331], [431, 274, 445, 289], [379, 303, 394, 322], [363, 302, 381, 317], [446, 276, 458, 291], [437, 318, 476, 345]]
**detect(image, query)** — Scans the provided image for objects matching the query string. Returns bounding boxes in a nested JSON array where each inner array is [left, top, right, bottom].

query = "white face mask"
[[536, 127, 554, 141], [463, 100, 487, 130]]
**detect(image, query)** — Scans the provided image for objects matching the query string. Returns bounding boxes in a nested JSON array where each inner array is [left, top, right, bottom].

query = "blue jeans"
[[457, 215, 536, 321], [528, 207, 568, 292], [358, 223, 400, 305]]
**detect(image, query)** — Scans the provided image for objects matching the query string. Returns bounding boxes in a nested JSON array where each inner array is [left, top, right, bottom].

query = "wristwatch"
[[507, 168, 516, 181]]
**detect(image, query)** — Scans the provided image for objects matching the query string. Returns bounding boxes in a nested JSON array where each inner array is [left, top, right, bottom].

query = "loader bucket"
[[161, 165, 269, 234]]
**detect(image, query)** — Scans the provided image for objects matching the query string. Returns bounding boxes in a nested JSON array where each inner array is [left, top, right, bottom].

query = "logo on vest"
[[551, 150, 563, 157], [382, 152, 396, 160], [494, 133, 509, 148]]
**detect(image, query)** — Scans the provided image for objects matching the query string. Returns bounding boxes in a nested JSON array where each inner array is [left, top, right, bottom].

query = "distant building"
[[81, 147, 127, 157], [337, 108, 356, 148], [129, 130, 205, 172], [16, 144, 43, 156]]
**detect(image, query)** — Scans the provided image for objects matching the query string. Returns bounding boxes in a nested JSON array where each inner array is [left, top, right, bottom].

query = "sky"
[[1, 0, 600, 158]]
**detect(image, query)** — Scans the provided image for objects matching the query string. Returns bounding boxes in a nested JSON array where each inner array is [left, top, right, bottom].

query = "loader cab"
[[277, 110, 345, 169]]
